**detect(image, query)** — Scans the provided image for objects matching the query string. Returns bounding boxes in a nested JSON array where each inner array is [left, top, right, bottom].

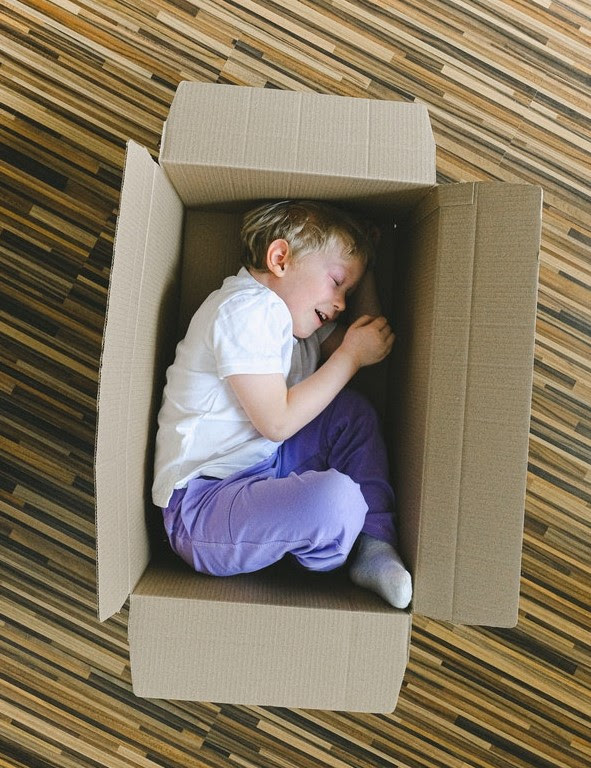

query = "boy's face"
[[276, 240, 365, 339]]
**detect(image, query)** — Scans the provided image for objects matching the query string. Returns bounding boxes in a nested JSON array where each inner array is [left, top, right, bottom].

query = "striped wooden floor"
[[1, 1, 589, 766]]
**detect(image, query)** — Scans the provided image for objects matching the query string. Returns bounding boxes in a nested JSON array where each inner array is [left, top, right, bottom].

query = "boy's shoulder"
[[218, 267, 265, 297], [215, 268, 285, 314], [187, 269, 290, 337]]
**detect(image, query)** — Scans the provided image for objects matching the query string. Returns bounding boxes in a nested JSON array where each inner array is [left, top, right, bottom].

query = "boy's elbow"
[[252, 412, 292, 443], [258, 421, 291, 443], [248, 399, 293, 443]]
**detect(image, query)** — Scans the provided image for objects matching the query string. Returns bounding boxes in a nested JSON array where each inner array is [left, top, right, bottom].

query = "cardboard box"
[[95, 83, 542, 712]]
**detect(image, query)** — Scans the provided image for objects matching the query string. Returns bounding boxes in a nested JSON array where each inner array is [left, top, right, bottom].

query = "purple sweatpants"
[[162, 389, 396, 576]]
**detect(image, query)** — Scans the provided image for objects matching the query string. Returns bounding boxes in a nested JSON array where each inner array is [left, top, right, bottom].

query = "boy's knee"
[[312, 469, 367, 538], [322, 467, 364, 500]]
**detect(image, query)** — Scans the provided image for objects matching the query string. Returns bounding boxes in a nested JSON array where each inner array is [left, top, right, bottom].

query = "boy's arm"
[[228, 315, 394, 442], [320, 268, 382, 360]]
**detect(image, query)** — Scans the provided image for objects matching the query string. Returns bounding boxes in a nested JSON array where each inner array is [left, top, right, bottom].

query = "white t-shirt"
[[152, 268, 334, 507]]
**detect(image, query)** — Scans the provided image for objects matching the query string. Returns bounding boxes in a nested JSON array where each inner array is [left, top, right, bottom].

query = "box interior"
[[143, 194, 424, 603]]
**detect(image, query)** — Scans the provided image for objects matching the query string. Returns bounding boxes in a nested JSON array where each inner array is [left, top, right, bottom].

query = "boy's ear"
[[266, 239, 290, 276]]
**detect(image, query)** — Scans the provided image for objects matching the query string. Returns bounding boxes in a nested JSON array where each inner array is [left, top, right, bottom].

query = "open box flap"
[[159, 82, 436, 207], [127, 557, 412, 712], [396, 181, 542, 626], [95, 141, 184, 621]]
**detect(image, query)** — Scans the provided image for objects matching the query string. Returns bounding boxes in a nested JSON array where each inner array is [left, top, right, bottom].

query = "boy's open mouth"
[[315, 310, 328, 323]]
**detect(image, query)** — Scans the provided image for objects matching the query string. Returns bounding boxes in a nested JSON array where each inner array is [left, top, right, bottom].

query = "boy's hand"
[[228, 315, 394, 443], [339, 315, 395, 369]]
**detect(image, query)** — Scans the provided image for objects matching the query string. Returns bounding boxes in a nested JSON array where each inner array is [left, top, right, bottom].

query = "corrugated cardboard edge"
[[399, 182, 542, 627], [95, 142, 153, 621], [95, 141, 184, 621]]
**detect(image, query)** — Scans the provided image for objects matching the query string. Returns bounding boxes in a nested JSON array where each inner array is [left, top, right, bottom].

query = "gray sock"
[[349, 534, 413, 609]]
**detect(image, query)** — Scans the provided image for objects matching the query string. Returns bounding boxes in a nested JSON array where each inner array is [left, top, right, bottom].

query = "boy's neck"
[[247, 267, 275, 292]]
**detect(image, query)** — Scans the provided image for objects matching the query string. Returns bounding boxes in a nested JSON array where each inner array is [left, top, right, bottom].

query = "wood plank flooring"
[[1, 1, 590, 766]]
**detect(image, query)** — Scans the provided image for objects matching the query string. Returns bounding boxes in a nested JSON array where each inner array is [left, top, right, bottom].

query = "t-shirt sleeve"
[[212, 291, 292, 379]]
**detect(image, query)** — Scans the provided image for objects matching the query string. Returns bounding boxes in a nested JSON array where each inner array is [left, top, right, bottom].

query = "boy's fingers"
[[354, 315, 386, 327], [352, 314, 374, 327]]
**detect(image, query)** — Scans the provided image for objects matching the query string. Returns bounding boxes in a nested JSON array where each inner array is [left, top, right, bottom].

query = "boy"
[[152, 200, 412, 609]]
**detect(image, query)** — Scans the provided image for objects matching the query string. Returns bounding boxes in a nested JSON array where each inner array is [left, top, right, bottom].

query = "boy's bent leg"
[[163, 464, 368, 576], [277, 390, 413, 608], [278, 389, 397, 545]]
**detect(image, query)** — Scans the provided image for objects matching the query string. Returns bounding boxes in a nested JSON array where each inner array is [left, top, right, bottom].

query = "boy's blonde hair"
[[240, 200, 374, 271]]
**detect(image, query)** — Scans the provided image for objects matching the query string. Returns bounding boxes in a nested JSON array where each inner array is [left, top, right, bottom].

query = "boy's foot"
[[349, 534, 412, 609]]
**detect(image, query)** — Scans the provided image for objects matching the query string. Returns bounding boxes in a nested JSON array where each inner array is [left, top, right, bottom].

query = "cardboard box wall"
[[95, 83, 542, 712]]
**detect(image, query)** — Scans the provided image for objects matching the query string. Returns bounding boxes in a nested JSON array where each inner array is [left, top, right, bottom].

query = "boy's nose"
[[333, 294, 346, 311]]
